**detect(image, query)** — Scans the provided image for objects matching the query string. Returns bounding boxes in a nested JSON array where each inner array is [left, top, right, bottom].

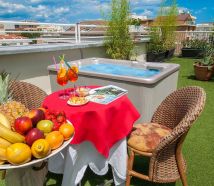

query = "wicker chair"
[[126, 86, 206, 186], [9, 81, 47, 110]]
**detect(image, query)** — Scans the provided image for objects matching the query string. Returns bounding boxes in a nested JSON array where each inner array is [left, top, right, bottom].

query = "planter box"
[[182, 48, 204, 58], [146, 51, 166, 62], [165, 48, 175, 59]]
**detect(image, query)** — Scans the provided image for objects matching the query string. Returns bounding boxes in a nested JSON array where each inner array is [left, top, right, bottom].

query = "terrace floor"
[[1, 57, 214, 186]]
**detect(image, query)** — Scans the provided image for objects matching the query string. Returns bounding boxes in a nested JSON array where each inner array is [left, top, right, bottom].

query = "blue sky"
[[0, 0, 213, 23]]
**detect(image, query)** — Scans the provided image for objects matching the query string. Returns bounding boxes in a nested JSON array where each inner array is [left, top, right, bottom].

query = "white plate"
[[0, 130, 74, 170], [67, 98, 89, 106]]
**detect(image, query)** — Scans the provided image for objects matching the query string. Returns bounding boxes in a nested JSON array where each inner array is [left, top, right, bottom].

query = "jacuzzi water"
[[80, 63, 160, 78]]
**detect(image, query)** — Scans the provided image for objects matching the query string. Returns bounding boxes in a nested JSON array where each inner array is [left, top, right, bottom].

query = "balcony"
[[0, 21, 149, 94], [0, 20, 213, 186]]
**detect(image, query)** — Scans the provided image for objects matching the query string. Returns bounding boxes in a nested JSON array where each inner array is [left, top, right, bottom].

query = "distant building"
[[0, 24, 4, 35], [140, 19, 154, 27], [0, 34, 26, 39], [14, 21, 38, 31], [196, 23, 214, 31], [37, 25, 64, 32], [3, 23, 15, 31], [176, 13, 196, 31], [0, 24, 4, 30], [130, 14, 148, 21], [66, 20, 107, 36], [139, 13, 196, 31], [0, 34, 30, 46]]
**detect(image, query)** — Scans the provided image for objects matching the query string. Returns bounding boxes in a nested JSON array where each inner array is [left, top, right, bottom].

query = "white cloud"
[[0, 0, 196, 24], [141, 9, 153, 17], [55, 7, 70, 14], [131, 0, 161, 6], [30, 0, 43, 3], [0, 0, 25, 9], [178, 7, 189, 14]]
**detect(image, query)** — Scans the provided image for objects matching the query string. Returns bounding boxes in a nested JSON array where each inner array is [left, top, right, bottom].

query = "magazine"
[[87, 85, 128, 104]]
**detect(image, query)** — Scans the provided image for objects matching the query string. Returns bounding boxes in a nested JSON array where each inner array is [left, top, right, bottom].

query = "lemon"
[[31, 139, 51, 159], [6, 143, 31, 165]]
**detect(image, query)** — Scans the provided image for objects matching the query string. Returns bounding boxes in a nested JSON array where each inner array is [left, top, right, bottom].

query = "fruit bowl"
[[0, 135, 73, 170], [0, 120, 74, 170]]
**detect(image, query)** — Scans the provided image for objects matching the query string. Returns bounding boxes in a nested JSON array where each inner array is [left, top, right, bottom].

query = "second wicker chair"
[[126, 86, 206, 186]]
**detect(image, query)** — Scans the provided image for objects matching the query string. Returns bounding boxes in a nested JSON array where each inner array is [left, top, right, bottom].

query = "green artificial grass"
[[1, 57, 214, 186]]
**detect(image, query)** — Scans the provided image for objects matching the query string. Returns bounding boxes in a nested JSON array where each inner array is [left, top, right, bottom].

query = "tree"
[[155, 0, 178, 50], [21, 33, 41, 44], [104, 0, 134, 60]]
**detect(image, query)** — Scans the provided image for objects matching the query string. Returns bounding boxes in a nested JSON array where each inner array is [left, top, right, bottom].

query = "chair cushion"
[[128, 123, 172, 152]]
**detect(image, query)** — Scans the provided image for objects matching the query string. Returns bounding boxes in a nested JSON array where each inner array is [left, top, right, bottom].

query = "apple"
[[25, 128, 45, 146], [37, 120, 53, 134], [28, 109, 45, 126], [14, 116, 33, 135]]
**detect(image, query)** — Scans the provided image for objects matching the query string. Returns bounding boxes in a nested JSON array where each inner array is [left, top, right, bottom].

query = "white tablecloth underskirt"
[[48, 138, 127, 186]]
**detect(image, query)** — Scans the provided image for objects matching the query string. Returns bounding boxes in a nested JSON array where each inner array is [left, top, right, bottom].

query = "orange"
[[31, 139, 51, 159], [45, 131, 64, 150], [6, 143, 31, 165], [59, 123, 75, 140]]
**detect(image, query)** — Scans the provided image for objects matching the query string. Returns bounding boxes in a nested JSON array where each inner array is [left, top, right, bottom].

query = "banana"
[[0, 137, 12, 148], [0, 123, 25, 143], [0, 112, 11, 129], [0, 147, 6, 161]]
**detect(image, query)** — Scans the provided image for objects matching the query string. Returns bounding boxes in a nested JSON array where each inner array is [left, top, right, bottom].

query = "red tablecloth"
[[42, 87, 140, 158]]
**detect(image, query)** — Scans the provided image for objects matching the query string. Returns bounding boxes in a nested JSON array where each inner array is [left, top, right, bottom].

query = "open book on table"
[[87, 85, 128, 104]]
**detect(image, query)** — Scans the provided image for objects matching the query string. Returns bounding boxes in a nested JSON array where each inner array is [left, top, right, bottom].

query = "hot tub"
[[48, 58, 180, 122]]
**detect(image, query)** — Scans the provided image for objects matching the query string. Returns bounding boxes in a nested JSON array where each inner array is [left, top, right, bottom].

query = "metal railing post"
[[75, 24, 78, 43], [77, 23, 81, 43]]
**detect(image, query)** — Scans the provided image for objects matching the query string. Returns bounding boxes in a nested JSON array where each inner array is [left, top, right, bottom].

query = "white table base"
[[48, 138, 127, 186], [5, 162, 48, 186]]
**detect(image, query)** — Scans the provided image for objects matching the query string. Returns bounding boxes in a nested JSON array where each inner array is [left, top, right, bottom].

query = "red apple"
[[25, 128, 45, 146], [28, 109, 45, 126], [14, 116, 33, 135]]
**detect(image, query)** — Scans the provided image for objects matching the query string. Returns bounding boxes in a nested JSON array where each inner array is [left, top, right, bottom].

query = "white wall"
[[0, 43, 147, 94]]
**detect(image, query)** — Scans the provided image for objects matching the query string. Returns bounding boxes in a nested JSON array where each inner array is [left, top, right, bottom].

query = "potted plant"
[[147, 28, 166, 62], [152, 0, 177, 59], [181, 39, 208, 58], [194, 46, 214, 81], [104, 0, 134, 60]]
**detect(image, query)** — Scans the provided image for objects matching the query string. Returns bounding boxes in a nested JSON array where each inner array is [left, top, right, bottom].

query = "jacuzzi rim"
[[47, 58, 180, 84]]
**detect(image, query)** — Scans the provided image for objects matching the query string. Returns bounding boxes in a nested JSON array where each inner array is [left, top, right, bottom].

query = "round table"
[[42, 87, 140, 185]]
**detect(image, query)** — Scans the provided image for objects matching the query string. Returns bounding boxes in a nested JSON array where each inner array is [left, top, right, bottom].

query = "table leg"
[[5, 163, 48, 186]]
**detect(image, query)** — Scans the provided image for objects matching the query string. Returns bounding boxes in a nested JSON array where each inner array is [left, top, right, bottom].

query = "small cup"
[[76, 87, 90, 97]]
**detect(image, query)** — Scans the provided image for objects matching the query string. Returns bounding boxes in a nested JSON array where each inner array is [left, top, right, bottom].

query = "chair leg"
[[176, 152, 188, 186], [126, 148, 135, 186]]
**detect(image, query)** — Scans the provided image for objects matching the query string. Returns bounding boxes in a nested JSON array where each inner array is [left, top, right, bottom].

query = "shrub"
[[182, 39, 209, 50], [198, 46, 214, 67], [154, 0, 178, 51], [104, 0, 134, 60], [147, 28, 166, 54]]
